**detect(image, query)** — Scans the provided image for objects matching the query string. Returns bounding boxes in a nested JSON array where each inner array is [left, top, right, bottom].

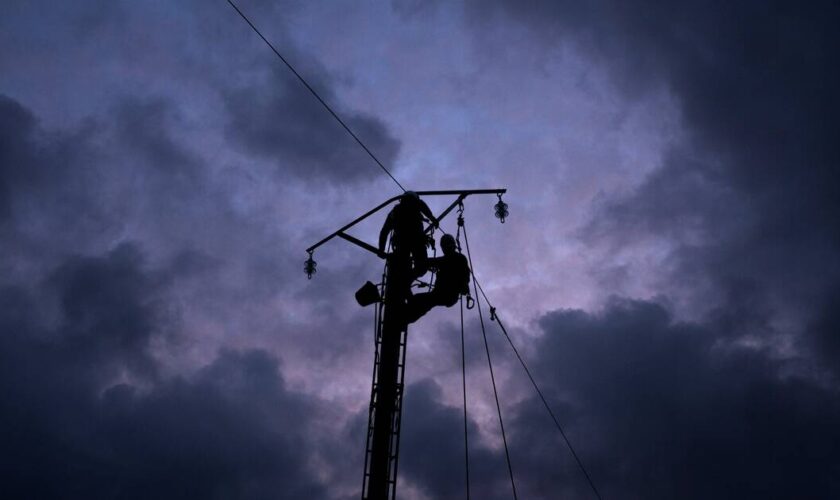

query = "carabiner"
[[465, 295, 475, 310]]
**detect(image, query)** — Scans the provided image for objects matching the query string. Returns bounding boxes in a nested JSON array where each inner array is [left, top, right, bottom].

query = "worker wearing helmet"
[[405, 233, 470, 324], [378, 191, 436, 278]]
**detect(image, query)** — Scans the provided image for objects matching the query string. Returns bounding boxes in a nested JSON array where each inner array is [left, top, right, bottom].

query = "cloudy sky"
[[2, 1, 839, 498]]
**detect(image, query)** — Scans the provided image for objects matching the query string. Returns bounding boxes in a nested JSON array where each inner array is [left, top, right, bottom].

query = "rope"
[[471, 278, 604, 500], [460, 296, 471, 500], [226, 0, 406, 193], [461, 214, 518, 499], [455, 203, 464, 253], [428, 226, 438, 290]]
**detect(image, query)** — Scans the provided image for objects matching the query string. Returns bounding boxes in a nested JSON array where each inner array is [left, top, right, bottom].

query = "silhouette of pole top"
[[305, 189, 507, 257]]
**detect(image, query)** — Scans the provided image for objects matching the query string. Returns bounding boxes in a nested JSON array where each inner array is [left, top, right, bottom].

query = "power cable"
[[226, 0, 406, 193]]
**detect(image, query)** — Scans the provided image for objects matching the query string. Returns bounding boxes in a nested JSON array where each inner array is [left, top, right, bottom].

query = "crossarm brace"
[[337, 232, 385, 258]]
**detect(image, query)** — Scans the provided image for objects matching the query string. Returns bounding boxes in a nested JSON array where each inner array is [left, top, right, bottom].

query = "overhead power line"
[[226, 0, 406, 192]]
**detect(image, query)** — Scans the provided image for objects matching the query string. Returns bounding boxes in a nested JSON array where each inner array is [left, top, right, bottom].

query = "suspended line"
[[471, 277, 604, 500], [460, 296, 471, 500], [226, 0, 406, 193], [461, 217, 518, 500]]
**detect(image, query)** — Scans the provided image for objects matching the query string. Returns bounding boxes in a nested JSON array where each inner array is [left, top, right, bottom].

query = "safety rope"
[[454, 205, 476, 310], [461, 212, 518, 500], [455, 204, 465, 252], [427, 226, 438, 290], [460, 295, 471, 500]]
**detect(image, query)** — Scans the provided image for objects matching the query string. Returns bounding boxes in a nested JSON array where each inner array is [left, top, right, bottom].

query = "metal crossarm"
[[305, 189, 506, 256]]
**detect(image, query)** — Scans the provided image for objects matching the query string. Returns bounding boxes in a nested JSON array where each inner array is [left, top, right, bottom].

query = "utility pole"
[[363, 251, 410, 499], [305, 189, 508, 500]]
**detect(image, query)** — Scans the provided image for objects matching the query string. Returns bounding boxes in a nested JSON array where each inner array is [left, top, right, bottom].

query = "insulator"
[[304, 253, 317, 279], [494, 196, 509, 223]]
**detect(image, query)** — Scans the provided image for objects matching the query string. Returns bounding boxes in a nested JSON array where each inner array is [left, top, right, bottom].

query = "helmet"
[[401, 191, 420, 204], [440, 233, 456, 252], [400, 191, 420, 205]]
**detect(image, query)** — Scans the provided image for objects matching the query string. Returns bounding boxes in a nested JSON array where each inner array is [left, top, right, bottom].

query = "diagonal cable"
[[471, 278, 604, 500], [226, 0, 406, 192]]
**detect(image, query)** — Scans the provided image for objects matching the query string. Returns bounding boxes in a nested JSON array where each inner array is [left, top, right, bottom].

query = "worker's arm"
[[378, 213, 393, 253], [418, 199, 437, 227], [459, 254, 471, 294], [427, 255, 445, 270]]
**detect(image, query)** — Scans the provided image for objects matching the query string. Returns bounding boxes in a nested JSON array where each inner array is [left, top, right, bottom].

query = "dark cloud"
[[45, 242, 166, 379], [0, 94, 126, 289], [224, 66, 401, 184], [0, 243, 328, 499], [399, 379, 512, 500], [114, 97, 202, 182], [0, 94, 39, 218], [472, 1, 840, 370], [0, 94, 225, 284], [505, 299, 840, 498], [0, 94, 97, 224], [805, 285, 840, 372]]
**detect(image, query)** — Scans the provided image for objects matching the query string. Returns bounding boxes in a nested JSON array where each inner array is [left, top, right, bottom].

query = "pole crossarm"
[[305, 189, 506, 256]]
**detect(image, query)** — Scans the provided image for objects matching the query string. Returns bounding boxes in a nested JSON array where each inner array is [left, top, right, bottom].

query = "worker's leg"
[[410, 239, 428, 278], [440, 294, 459, 308], [405, 292, 437, 324]]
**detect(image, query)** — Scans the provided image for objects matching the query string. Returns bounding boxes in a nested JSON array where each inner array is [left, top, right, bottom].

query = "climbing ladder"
[[361, 261, 410, 500]]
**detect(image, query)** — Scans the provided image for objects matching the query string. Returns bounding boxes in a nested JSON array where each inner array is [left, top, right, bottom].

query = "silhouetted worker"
[[406, 234, 470, 324], [379, 191, 436, 279]]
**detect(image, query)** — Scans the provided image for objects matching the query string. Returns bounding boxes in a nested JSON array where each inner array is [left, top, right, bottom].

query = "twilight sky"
[[2, 1, 839, 498]]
